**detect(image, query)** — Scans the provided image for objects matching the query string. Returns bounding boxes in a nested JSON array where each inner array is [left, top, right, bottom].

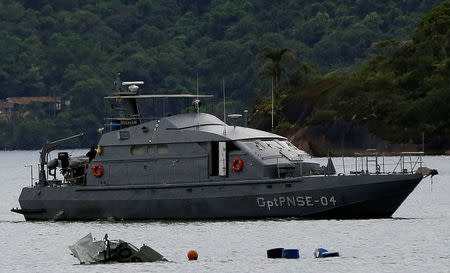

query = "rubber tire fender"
[[118, 248, 132, 258]]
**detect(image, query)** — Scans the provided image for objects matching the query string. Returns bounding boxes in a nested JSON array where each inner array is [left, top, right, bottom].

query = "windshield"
[[239, 139, 307, 160]]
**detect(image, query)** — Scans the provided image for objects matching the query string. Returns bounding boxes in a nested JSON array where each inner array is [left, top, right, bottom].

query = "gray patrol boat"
[[11, 76, 436, 221]]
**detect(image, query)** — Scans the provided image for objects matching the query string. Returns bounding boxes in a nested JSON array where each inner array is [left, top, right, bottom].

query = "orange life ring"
[[92, 164, 103, 177], [232, 158, 243, 172]]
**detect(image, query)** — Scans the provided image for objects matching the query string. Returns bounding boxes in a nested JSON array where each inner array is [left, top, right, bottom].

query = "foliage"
[[0, 0, 447, 148], [254, 1, 449, 148], [257, 48, 296, 90], [333, 1, 450, 144]]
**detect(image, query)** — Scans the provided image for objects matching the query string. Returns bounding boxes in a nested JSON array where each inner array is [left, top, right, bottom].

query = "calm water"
[[0, 151, 449, 273]]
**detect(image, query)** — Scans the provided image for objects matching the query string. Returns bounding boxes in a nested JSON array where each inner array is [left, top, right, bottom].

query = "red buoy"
[[187, 250, 198, 260]]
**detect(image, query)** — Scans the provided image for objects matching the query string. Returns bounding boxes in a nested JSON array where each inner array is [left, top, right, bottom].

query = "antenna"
[[271, 77, 274, 131], [114, 72, 122, 92], [422, 132, 425, 153], [196, 73, 199, 99], [244, 109, 248, 127], [222, 79, 226, 136], [196, 73, 200, 129], [223, 79, 226, 123]]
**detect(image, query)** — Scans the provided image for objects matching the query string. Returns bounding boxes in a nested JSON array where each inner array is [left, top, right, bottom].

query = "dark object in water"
[[416, 167, 438, 178], [187, 250, 198, 260], [314, 248, 339, 258], [281, 249, 299, 259], [267, 248, 284, 258], [69, 233, 167, 264]]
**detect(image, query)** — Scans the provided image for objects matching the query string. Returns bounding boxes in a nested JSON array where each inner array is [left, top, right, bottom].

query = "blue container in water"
[[314, 248, 339, 258], [267, 248, 284, 259], [321, 251, 339, 258], [282, 249, 299, 259]]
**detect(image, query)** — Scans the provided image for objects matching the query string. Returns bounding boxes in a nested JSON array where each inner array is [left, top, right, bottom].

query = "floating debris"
[[282, 249, 300, 259], [267, 248, 284, 259], [314, 248, 339, 258], [267, 248, 300, 259], [69, 233, 167, 264]]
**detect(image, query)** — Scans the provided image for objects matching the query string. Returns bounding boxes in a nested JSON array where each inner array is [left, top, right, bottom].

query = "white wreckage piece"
[[69, 233, 167, 264]]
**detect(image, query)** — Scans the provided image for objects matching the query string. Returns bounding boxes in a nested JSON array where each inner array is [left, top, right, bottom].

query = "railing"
[[349, 150, 424, 175], [392, 152, 424, 174]]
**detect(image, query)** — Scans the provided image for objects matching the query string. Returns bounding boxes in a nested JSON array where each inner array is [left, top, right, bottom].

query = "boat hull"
[[14, 173, 423, 221]]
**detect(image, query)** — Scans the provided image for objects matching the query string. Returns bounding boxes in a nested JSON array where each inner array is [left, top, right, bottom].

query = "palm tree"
[[257, 47, 296, 91]]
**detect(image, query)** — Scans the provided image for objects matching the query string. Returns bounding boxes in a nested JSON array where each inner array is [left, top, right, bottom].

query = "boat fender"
[[232, 158, 244, 172], [92, 164, 104, 177], [118, 247, 132, 258]]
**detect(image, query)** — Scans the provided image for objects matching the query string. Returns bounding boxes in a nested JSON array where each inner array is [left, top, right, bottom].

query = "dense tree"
[[0, 0, 447, 149], [250, 1, 449, 151], [257, 48, 296, 91]]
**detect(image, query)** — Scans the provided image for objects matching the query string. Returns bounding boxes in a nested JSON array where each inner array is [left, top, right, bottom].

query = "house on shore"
[[0, 96, 70, 121], [0, 101, 14, 122]]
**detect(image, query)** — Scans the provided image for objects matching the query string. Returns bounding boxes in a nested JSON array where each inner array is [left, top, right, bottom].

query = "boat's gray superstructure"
[[12, 77, 433, 221]]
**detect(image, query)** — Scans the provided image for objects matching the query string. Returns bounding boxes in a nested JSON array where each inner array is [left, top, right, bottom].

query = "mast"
[[108, 73, 143, 130], [222, 79, 226, 136], [197, 73, 200, 128], [271, 77, 274, 131], [105, 74, 213, 131], [222, 79, 226, 123]]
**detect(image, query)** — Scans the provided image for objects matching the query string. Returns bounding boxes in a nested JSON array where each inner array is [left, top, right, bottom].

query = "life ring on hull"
[[232, 158, 244, 172], [92, 164, 103, 177]]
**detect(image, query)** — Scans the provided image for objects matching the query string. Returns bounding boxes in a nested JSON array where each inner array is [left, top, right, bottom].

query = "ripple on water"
[[0, 153, 449, 272]]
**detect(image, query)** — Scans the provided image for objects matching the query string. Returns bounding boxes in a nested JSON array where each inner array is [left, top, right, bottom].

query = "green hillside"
[[0, 0, 446, 149], [251, 1, 450, 153]]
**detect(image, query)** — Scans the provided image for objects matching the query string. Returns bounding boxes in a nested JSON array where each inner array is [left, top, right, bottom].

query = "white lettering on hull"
[[256, 195, 337, 210]]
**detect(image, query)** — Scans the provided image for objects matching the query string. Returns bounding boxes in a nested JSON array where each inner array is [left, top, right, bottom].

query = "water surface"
[[1, 151, 448, 272]]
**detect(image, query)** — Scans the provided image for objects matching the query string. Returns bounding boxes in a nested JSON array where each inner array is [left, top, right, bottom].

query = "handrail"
[[350, 150, 424, 175], [38, 133, 85, 186]]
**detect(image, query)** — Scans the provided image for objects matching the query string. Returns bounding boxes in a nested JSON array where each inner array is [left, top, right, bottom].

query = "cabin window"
[[131, 145, 147, 155], [118, 130, 130, 140], [264, 140, 283, 149], [277, 140, 307, 155], [157, 144, 168, 154], [240, 140, 263, 150], [130, 144, 161, 155], [239, 139, 307, 161]]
